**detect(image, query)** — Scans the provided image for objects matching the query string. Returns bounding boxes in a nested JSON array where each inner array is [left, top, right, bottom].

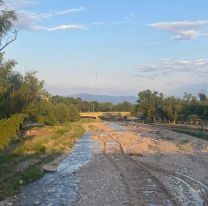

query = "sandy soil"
[[75, 121, 208, 206]]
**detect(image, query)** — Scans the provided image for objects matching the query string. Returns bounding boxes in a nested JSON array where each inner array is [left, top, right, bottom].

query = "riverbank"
[[0, 122, 85, 202]]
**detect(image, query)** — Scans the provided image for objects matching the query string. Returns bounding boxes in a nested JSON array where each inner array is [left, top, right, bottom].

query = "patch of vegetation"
[[0, 123, 85, 200], [171, 127, 208, 140], [0, 164, 44, 201]]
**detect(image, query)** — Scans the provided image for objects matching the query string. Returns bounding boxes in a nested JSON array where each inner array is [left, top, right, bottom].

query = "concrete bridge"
[[80, 112, 130, 119]]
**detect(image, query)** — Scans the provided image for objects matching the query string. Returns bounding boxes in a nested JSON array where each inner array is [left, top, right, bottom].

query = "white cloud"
[[148, 20, 208, 40], [10, 1, 86, 32], [38, 7, 85, 18], [33, 24, 86, 32], [135, 58, 208, 79], [134, 58, 208, 95]]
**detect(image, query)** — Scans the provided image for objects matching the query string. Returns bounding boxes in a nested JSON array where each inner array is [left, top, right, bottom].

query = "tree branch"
[[0, 30, 18, 52]]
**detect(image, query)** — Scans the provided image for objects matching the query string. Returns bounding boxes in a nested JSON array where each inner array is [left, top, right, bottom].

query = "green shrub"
[[68, 104, 80, 122], [0, 114, 25, 150]]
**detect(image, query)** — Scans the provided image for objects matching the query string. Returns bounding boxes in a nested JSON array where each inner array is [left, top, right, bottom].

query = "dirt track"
[[76, 122, 208, 206]]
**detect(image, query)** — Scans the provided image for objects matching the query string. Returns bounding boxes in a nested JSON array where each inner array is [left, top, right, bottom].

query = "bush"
[[68, 104, 80, 122], [0, 114, 25, 150], [25, 101, 57, 126]]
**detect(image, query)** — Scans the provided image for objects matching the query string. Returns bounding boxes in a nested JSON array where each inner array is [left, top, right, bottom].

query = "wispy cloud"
[[10, 1, 86, 32], [10, 0, 135, 32], [38, 7, 85, 18], [135, 58, 208, 79], [32, 24, 87, 32], [148, 20, 208, 40], [90, 14, 136, 28]]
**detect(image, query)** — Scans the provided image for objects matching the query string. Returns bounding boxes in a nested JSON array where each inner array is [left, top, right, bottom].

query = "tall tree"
[[137, 90, 163, 123], [163, 97, 182, 124]]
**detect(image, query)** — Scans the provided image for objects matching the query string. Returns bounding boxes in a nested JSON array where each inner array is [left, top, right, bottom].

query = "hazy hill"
[[68, 93, 137, 104]]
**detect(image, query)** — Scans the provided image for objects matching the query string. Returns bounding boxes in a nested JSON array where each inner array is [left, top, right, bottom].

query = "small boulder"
[[42, 165, 57, 173]]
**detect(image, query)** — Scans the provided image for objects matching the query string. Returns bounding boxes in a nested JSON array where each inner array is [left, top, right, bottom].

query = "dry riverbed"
[[1, 121, 208, 206], [75, 121, 208, 206]]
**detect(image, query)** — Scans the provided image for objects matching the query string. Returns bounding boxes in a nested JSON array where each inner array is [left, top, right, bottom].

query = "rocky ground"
[[75, 121, 208, 206]]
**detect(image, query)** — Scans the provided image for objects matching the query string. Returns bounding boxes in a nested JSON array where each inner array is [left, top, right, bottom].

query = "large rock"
[[42, 164, 57, 173]]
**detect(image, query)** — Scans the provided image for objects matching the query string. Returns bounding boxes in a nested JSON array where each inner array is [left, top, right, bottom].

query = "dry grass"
[[0, 123, 85, 201]]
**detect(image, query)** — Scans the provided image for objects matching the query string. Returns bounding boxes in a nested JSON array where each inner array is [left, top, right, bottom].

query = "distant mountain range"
[[67, 93, 137, 104]]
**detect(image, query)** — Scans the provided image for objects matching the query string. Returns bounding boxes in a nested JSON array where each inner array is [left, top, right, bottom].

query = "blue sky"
[[4, 0, 208, 96]]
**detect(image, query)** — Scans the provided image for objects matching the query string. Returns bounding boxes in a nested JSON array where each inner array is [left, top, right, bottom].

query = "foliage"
[[51, 95, 135, 113], [0, 161, 44, 201], [137, 90, 163, 123], [136, 89, 208, 125], [0, 54, 45, 119], [25, 100, 57, 126], [68, 104, 80, 121], [0, 114, 25, 150], [163, 97, 182, 123]]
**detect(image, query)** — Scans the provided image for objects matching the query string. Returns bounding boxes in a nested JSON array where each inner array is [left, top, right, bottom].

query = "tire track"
[[98, 134, 178, 206], [139, 162, 208, 205]]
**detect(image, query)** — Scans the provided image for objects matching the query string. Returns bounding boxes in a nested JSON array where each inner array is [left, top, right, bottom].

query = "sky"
[[4, 0, 208, 97]]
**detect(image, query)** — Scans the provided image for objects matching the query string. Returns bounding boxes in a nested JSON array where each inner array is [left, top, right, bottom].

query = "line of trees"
[[51, 96, 135, 113], [136, 90, 208, 126]]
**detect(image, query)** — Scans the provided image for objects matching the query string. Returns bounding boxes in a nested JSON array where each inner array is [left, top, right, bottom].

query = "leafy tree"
[[180, 93, 198, 121], [0, 66, 45, 119], [68, 104, 80, 122], [163, 97, 182, 124], [137, 90, 163, 123], [25, 100, 57, 126], [18, 71, 45, 112], [196, 101, 208, 129], [114, 101, 133, 112], [54, 103, 70, 123], [0, 53, 20, 118]]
